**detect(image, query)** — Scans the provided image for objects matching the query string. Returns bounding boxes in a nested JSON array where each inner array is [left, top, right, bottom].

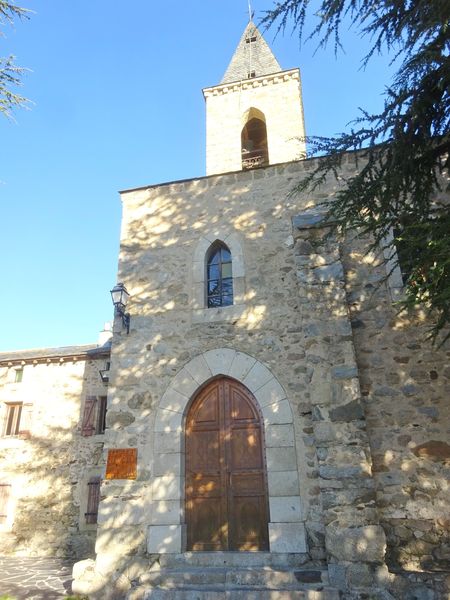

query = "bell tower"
[[203, 21, 306, 175]]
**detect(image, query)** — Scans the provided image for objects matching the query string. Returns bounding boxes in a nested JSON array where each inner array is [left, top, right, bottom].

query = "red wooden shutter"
[[81, 397, 97, 437], [0, 484, 11, 525], [18, 403, 34, 438], [85, 476, 101, 524]]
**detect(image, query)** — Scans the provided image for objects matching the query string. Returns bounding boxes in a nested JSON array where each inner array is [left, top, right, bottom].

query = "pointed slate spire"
[[221, 21, 281, 84]]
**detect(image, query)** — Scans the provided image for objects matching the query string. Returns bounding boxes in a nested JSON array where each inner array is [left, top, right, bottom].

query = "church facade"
[[1, 21, 449, 599]]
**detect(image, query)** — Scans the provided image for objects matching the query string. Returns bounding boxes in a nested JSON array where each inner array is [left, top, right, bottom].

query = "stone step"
[[129, 588, 340, 600], [140, 567, 327, 589], [127, 554, 335, 600], [152, 552, 313, 570]]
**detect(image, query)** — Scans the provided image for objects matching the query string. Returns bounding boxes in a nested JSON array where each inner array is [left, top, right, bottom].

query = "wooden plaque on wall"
[[105, 448, 137, 480]]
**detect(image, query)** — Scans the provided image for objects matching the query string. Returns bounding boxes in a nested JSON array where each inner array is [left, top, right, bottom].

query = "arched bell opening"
[[241, 109, 269, 170]]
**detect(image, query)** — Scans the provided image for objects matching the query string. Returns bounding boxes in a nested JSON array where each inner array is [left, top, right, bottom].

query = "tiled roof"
[[0, 341, 111, 365]]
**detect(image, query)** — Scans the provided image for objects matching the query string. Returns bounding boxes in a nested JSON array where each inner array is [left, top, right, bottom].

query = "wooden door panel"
[[186, 377, 269, 552], [188, 430, 220, 472], [229, 427, 263, 471], [187, 473, 222, 497], [187, 497, 226, 551], [229, 472, 269, 551], [230, 495, 269, 551], [230, 472, 266, 495], [192, 387, 220, 424], [230, 388, 258, 421]]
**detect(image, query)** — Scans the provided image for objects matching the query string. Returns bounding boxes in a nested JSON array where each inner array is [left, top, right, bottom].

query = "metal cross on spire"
[[247, 0, 255, 21]]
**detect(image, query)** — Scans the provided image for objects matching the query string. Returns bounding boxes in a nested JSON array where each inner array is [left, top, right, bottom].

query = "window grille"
[[207, 244, 233, 308]]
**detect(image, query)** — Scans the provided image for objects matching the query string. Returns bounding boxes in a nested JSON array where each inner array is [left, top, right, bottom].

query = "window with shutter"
[[0, 484, 11, 526], [96, 396, 107, 434], [85, 477, 101, 524], [18, 403, 34, 438], [3, 403, 22, 437], [81, 397, 97, 437]]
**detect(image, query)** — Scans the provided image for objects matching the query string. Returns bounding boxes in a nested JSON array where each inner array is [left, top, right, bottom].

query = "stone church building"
[[0, 21, 449, 599]]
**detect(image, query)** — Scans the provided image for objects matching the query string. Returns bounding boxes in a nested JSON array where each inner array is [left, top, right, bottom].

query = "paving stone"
[[0, 557, 74, 599]]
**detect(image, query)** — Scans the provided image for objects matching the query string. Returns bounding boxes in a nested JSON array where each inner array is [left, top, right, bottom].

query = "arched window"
[[241, 109, 269, 170], [206, 243, 233, 308]]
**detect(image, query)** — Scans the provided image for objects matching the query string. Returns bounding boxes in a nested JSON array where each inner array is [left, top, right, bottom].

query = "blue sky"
[[1, 1, 395, 351]]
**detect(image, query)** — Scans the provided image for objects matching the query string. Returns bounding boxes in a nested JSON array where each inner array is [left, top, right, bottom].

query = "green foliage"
[[0, 1, 30, 118], [263, 0, 450, 343]]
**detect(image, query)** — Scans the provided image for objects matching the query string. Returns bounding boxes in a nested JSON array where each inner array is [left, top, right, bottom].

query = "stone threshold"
[[151, 551, 317, 569]]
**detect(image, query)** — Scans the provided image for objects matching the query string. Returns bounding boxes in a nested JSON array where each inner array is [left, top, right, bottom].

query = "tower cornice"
[[203, 68, 300, 99]]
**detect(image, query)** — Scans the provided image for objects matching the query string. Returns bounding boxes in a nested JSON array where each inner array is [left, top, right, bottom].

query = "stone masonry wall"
[[83, 156, 449, 595], [97, 160, 331, 577], [342, 233, 450, 573], [0, 351, 109, 558], [292, 208, 388, 591]]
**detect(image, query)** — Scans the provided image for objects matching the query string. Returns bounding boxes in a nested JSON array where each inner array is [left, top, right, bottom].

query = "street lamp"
[[110, 283, 131, 334]]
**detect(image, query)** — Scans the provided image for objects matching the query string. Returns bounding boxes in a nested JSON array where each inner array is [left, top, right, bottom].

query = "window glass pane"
[[15, 405, 22, 435], [207, 264, 220, 280], [206, 244, 234, 309], [208, 295, 221, 308], [221, 248, 231, 262], [14, 369, 23, 383], [5, 408, 15, 436], [97, 397, 107, 435], [222, 278, 233, 294], [5, 404, 21, 436], [222, 262, 232, 278], [222, 295, 233, 306], [208, 280, 220, 295], [208, 250, 221, 265]]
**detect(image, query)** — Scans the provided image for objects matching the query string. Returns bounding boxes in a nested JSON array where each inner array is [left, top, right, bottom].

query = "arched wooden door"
[[186, 377, 269, 551]]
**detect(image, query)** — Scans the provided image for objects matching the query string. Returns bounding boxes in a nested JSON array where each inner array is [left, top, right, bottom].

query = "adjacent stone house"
[[1, 20, 449, 599], [0, 334, 111, 559]]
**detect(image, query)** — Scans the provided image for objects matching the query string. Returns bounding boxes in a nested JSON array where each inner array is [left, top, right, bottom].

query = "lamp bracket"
[[115, 306, 130, 334]]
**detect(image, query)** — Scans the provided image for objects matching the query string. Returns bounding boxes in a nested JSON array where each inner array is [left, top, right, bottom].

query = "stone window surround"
[[149, 348, 307, 554], [192, 231, 246, 323], [5, 365, 26, 385]]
